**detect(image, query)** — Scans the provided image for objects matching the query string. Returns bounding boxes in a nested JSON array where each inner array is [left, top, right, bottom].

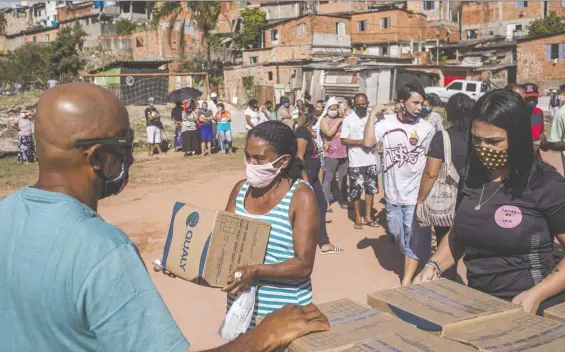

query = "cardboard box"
[[367, 279, 521, 333], [287, 299, 427, 352], [543, 301, 565, 323], [443, 310, 565, 351], [343, 330, 473, 352], [161, 202, 271, 287]]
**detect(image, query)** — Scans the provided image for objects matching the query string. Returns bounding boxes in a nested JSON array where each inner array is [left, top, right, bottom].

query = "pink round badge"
[[494, 205, 523, 229]]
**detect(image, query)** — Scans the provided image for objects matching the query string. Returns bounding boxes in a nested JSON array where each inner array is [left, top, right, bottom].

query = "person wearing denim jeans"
[[386, 203, 431, 268], [363, 83, 436, 286], [216, 103, 233, 154]]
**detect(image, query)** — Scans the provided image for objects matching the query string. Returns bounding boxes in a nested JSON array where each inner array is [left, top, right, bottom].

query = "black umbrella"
[[167, 87, 202, 102]]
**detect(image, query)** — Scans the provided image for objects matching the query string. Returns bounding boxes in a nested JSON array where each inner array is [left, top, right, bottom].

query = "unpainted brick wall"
[[351, 10, 425, 44], [517, 33, 565, 91]]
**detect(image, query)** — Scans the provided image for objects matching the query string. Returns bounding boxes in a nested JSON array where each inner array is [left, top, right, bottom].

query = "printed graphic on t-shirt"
[[383, 129, 425, 171]]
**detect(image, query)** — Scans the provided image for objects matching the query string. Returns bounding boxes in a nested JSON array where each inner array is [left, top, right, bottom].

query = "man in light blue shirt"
[[0, 83, 329, 352]]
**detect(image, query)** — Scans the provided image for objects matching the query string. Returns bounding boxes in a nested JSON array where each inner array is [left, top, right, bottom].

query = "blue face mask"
[[421, 107, 430, 115], [403, 103, 420, 123], [283, 102, 290, 108]]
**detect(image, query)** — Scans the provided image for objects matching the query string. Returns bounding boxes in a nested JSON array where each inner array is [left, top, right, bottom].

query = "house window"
[[45, 34, 49, 41], [515, 0, 528, 8], [136, 37, 144, 47], [358, 20, 367, 32], [268, 72, 273, 81], [423, 1, 435, 11], [382, 46, 389, 56], [380, 17, 391, 29], [297, 23, 306, 36], [516, 24, 523, 31], [250, 56, 258, 64], [466, 29, 478, 39], [336, 21, 346, 36], [562, 0, 565, 7], [546, 44, 564, 60], [270, 29, 279, 42]]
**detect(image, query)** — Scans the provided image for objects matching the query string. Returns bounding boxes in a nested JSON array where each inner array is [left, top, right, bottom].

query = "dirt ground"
[[1, 148, 564, 350]]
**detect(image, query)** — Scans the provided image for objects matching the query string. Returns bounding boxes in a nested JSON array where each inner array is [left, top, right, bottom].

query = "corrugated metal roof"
[[472, 63, 516, 72], [88, 60, 173, 74]]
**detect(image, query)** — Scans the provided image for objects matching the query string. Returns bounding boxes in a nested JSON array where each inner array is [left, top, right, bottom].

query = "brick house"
[[244, 14, 351, 65], [461, 1, 565, 40], [351, 7, 427, 57], [517, 31, 565, 91]]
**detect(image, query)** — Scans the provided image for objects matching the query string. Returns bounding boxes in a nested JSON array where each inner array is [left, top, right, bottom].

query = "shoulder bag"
[[420, 130, 460, 227]]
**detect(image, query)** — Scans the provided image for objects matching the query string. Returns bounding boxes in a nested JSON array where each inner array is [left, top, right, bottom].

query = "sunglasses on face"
[[75, 129, 134, 157]]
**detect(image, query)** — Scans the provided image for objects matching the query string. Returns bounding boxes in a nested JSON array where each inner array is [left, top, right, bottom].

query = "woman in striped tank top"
[[222, 121, 320, 327]]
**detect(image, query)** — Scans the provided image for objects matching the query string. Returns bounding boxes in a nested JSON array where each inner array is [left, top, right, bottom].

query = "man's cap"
[[148, 97, 155, 103], [211, 92, 218, 98], [524, 83, 539, 97]]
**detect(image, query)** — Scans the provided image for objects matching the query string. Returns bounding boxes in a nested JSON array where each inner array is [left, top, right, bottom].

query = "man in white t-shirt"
[[341, 93, 381, 229], [363, 83, 434, 286]]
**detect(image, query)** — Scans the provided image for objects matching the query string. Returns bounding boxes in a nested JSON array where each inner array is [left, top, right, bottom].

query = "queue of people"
[[6, 81, 565, 351]]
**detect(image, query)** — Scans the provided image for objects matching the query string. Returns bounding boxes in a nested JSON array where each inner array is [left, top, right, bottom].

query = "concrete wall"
[[517, 33, 565, 91], [5, 9, 32, 35], [260, 2, 299, 21], [99, 34, 132, 54]]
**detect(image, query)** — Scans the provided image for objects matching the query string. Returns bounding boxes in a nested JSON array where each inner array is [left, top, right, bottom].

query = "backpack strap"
[[442, 130, 452, 166]]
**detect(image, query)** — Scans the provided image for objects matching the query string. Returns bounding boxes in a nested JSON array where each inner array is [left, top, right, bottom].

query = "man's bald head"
[[33, 83, 132, 210], [35, 83, 129, 156]]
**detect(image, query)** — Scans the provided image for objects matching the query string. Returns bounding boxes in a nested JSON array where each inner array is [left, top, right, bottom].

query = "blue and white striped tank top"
[[227, 179, 313, 325]]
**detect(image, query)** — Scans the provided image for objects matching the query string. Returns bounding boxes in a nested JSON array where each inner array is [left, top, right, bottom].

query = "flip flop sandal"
[[327, 208, 334, 214], [320, 246, 343, 255], [354, 223, 364, 229], [340, 204, 349, 209], [364, 220, 380, 228]]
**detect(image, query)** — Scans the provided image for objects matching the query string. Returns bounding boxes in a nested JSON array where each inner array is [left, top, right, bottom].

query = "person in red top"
[[524, 83, 545, 159]]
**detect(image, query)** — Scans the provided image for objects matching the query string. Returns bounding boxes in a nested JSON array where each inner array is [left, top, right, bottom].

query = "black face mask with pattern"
[[474, 146, 508, 170]]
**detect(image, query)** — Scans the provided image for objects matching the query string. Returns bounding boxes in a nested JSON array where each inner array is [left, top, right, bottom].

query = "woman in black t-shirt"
[[416, 93, 475, 244], [295, 115, 342, 255], [415, 89, 565, 316]]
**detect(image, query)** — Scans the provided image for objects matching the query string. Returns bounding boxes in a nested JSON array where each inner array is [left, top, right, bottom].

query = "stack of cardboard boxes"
[[288, 279, 565, 351]]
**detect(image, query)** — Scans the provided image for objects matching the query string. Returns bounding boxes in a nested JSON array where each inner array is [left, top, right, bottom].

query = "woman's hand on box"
[[222, 265, 259, 295]]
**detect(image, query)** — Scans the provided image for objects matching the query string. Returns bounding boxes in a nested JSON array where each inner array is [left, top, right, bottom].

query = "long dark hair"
[[445, 93, 474, 137], [464, 89, 533, 198], [247, 121, 300, 180]]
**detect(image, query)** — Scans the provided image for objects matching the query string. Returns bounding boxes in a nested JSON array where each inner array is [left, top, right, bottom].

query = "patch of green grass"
[[0, 156, 38, 197], [0, 91, 41, 110]]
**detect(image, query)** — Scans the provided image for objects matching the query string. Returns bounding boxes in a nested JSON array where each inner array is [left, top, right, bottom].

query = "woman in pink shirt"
[[319, 97, 349, 212]]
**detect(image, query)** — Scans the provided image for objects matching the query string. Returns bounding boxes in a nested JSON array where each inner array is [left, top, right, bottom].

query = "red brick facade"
[[57, 1, 94, 22], [350, 10, 425, 44], [132, 28, 202, 61], [23, 27, 59, 44], [517, 32, 565, 90], [462, 1, 565, 39], [264, 15, 350, 49]]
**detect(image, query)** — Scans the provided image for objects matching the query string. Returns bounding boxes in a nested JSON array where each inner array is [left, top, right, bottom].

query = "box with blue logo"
[[160, 202, 271, 288]]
